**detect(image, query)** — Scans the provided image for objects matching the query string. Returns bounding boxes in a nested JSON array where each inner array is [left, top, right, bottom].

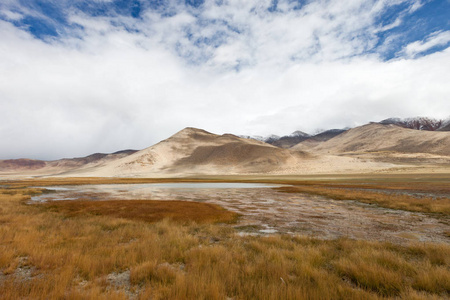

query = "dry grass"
[[0, 185, 449, 299], [277, 185, 450, 215]]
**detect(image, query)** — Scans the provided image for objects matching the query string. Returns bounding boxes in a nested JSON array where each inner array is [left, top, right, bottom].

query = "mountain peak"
[[290, 130, 310, 137], [169, 127, 214, 139], [180, 127, 209, 133]]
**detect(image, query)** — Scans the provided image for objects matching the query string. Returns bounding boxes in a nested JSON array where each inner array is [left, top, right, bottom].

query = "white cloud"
[[0, 9, 23, 21], [403, 30, 450, 58], [0, 1, 449, 159], [408, 0, 424, 13]]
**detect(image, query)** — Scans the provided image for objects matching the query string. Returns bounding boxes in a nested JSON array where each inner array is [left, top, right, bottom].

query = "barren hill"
[[5, 125, 447, 178], [0, 159, 46, 171], [293, 123, 450, 156], [75, 127, 312, 177], [0, 150, 137, 176]]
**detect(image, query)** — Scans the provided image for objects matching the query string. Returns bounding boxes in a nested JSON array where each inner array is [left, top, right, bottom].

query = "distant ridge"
[[293, 123, 450, 156], [0, 150, 137, 173], [379, 117, 450, 131], [244, 129, 346, 149], [270, 131, 311, 148], [249, 116, 449, 149]]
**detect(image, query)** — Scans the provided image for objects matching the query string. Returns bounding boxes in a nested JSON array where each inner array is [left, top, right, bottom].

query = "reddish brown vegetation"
[[40, 200, 238, 224]]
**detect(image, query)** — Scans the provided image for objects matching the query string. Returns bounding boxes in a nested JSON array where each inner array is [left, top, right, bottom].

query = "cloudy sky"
[[1, 0, 449, 160]]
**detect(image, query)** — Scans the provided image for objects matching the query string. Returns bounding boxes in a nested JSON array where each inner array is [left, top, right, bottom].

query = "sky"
[[0, 0, 449, 160]]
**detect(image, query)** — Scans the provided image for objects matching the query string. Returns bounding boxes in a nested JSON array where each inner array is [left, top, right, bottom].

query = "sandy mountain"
[[293, 123, 450, 156], [66, 127, 403, 177], [7, 126, 441, 178], [76, 127, 312, 177]]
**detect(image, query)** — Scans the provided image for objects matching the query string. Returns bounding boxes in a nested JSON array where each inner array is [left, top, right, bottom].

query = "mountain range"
[[245, 117, 449, 147], [1, 117, 449, 178]]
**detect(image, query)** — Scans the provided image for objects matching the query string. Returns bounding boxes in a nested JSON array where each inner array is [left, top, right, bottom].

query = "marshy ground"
[[30, 182, 450, 245], [0, 174, 449, 299]]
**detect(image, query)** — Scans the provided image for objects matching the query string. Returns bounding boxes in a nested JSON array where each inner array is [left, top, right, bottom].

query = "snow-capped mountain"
[[239, 134, 281, 143], [290, 130, 310, 138], [437, 117, 450, 131], [379, 117, 448, 131], [241, 131, 310, 148], [239, 116, 449, 149]]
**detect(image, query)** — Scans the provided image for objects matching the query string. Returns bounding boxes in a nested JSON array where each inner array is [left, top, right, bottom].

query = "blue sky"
[[0, 0, 449, 159], [2, 0, 449, 60]]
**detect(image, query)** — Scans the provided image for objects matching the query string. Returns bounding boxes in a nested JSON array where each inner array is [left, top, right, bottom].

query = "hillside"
[[293, 123, 450, 156], [270, 131, 311, 148], [0, 150, 137, 176], [74, 128, 311, 177], [294, 129, 347, 149], [53, 127, 397, 177]]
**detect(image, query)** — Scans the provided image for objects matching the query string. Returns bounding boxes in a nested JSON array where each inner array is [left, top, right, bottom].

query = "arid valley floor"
[[0, 173, 449, 299], [1, 123, 450, 299]]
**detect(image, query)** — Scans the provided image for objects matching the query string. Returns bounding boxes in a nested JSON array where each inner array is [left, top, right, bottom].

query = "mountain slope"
[[293, 123, 450, 156], [0, 150, 137, 175], [0, 159, 46, 171], [79, 127, 310, 176], [437, 118, 450, 131], [270, 131, 311, 148], [6, 124, 447, 178], [295, 129, 347, 149]]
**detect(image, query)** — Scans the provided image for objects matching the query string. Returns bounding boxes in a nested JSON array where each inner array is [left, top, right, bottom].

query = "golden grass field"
[[0, 176, 449, 299]]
